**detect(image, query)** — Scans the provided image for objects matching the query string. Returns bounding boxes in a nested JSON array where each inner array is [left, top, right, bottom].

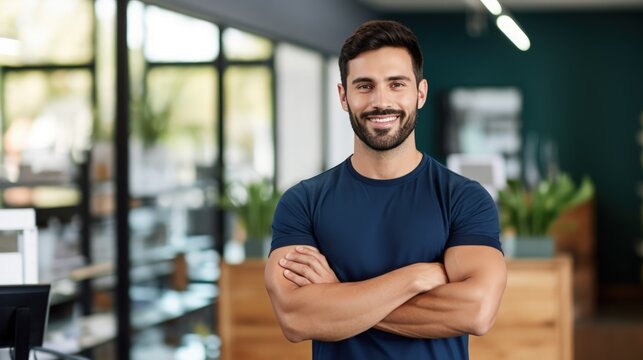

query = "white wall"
[[275, 43, 324, 191], [325, 57, 354, 169]]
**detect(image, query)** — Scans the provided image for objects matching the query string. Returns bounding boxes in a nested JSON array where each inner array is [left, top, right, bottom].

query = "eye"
[[391, 82, 406, 89], [356, 83, 373, 90]]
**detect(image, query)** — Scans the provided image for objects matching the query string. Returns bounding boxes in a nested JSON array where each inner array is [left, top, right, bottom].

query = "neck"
[[351, 133, 423, 179]]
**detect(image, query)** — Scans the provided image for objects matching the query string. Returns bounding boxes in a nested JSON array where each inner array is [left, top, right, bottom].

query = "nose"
[[370, 87, 392, 109]]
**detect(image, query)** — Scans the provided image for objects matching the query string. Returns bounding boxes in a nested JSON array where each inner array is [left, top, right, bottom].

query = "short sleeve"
[[447, 180, 502, 253], [270, 182, 318, 254]]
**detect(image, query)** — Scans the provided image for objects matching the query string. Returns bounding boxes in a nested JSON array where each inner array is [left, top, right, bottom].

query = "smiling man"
[[264, 20, 507, 359]]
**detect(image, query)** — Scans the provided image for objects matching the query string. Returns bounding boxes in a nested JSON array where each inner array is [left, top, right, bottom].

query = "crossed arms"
[[264, 244, 507, 343]]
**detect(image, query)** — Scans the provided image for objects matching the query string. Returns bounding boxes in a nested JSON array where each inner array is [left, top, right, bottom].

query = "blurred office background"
[[0, 0, 640, 359]]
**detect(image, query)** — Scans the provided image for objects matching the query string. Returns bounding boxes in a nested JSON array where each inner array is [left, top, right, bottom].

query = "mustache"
[[360, 109, 405, 119]]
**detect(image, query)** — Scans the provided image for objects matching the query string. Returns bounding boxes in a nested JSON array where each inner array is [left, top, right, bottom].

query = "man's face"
[[339, 47, 427, 152]]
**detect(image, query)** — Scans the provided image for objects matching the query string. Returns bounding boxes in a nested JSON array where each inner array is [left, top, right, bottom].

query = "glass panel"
[[129, 65, 219, 358], [128, 0, 146, 102], [128, 66, 216, 196], [144, 5, 219, 62], [275, 43, 323, 191], [224, 66, 273, 183], [96, 0, 116, 141], [223, 28, 272, 61], [0, 0, 93, 65], [3, 70, 93, 162]]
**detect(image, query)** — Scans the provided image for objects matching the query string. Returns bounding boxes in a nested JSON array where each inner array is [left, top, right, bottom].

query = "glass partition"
[[144, 5, 219, 63], [128, 3, 220, 358], [223, 66, 273, 183], [0, 0, 93, 65], [222, 28, 272, 61]]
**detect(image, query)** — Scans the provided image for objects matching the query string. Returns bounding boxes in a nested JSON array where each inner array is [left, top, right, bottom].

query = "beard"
[[348, 102, 417, 152]]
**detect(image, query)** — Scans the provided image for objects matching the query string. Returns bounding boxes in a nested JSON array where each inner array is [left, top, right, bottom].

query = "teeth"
[[369, 116, 398, 123]]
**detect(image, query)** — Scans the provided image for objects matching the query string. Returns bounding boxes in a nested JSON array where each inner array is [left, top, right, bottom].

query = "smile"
[[367, 115, 399, 123]]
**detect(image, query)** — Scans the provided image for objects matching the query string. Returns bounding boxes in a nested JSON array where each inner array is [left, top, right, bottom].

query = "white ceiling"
[[357, 0, 643, 11]]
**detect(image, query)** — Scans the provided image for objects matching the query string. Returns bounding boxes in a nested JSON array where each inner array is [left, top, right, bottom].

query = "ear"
[[417, 79, 428, 110], [337, 83, 349, 112]]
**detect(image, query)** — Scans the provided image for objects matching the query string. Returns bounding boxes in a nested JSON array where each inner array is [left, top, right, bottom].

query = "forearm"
[[375, 272, 505, 338], [376, 248, 506, 338], [267, 263, 430, 342]]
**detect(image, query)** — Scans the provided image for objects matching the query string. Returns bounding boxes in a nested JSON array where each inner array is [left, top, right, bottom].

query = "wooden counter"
[[218, 260, 311, 360], [219, 256, 573, 360], [470, 255, 573, 360]]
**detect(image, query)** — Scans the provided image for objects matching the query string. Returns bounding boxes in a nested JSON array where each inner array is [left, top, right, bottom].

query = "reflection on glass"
[[223, 28, 272, 61], [0, 0, 93, 65], [3, 70, 93, 159], [129, 67, 217, 196], [145, 5, 219, 62], [96, 0, 116, 140], [128, 1, 146, 105], [128, 0, 145, 51], [224, 66, 273, 183], [148, 66, 217, 165]]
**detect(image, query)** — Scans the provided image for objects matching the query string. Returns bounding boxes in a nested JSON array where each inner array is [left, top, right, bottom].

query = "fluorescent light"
[[0, 37, 20, 56], [480, 0, 502, 16], [496, 15, 531, 51]]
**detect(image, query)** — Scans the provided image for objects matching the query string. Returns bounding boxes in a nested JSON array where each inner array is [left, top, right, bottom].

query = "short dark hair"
[[339, 20, 423, 88]]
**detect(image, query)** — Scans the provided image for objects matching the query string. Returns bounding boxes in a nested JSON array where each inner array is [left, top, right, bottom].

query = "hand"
[[279, 246, 339, 287], [412, 262, 448, 293]]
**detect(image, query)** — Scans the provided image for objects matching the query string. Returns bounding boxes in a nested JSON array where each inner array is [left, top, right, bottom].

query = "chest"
[[313, 182, 450, 282]]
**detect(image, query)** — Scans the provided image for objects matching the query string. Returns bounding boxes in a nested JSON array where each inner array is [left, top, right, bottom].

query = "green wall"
[[394, 11, 643, 285]]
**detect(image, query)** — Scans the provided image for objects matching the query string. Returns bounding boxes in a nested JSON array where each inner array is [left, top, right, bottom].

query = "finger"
[[296, 246, 319, 253], [295, 247, 332, 272], [283, 269, 311, 287], [279, 258, 318, 282], [294, 247, 328, 265], [285, 252, 339, 283], [285, 252, 326, 276]]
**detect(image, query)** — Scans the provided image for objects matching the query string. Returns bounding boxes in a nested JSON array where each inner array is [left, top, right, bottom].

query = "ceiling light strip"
[[496, 15, 531, 51], [480, 0, 502, 15]]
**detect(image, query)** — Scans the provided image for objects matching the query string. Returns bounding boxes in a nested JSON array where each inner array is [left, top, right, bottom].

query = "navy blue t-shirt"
[[271, 154, 501, 360]]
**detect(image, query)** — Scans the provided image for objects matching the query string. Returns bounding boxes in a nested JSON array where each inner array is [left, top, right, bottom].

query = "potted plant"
[[222, 179, 281, 259], [498, 174, 594, 257]]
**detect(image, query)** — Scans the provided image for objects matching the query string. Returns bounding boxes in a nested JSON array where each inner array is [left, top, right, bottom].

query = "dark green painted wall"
[[393, 11, 643, 285]]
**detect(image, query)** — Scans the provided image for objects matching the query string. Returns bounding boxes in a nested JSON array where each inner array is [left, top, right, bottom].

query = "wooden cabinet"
[[218, 260, 310, 360], [220, 256, 573, 360], [470, 256, 573, 360]]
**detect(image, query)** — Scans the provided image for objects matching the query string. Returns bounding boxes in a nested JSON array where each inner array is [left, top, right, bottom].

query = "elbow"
[[278, 309, 346, 342], [467, 275, 505, 336], [275, 309, 311, 343], [468, 301, 498, 336], [282, 328, 306, 343], [469, 314, 495, 336], [280, 317, 307, 343]]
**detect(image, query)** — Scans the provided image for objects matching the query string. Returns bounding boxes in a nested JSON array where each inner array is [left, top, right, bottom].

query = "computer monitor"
[[0, 284, 50, 360]]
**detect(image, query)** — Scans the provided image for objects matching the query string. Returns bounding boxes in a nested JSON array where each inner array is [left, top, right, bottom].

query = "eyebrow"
[[351, 75, 412, 85]]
